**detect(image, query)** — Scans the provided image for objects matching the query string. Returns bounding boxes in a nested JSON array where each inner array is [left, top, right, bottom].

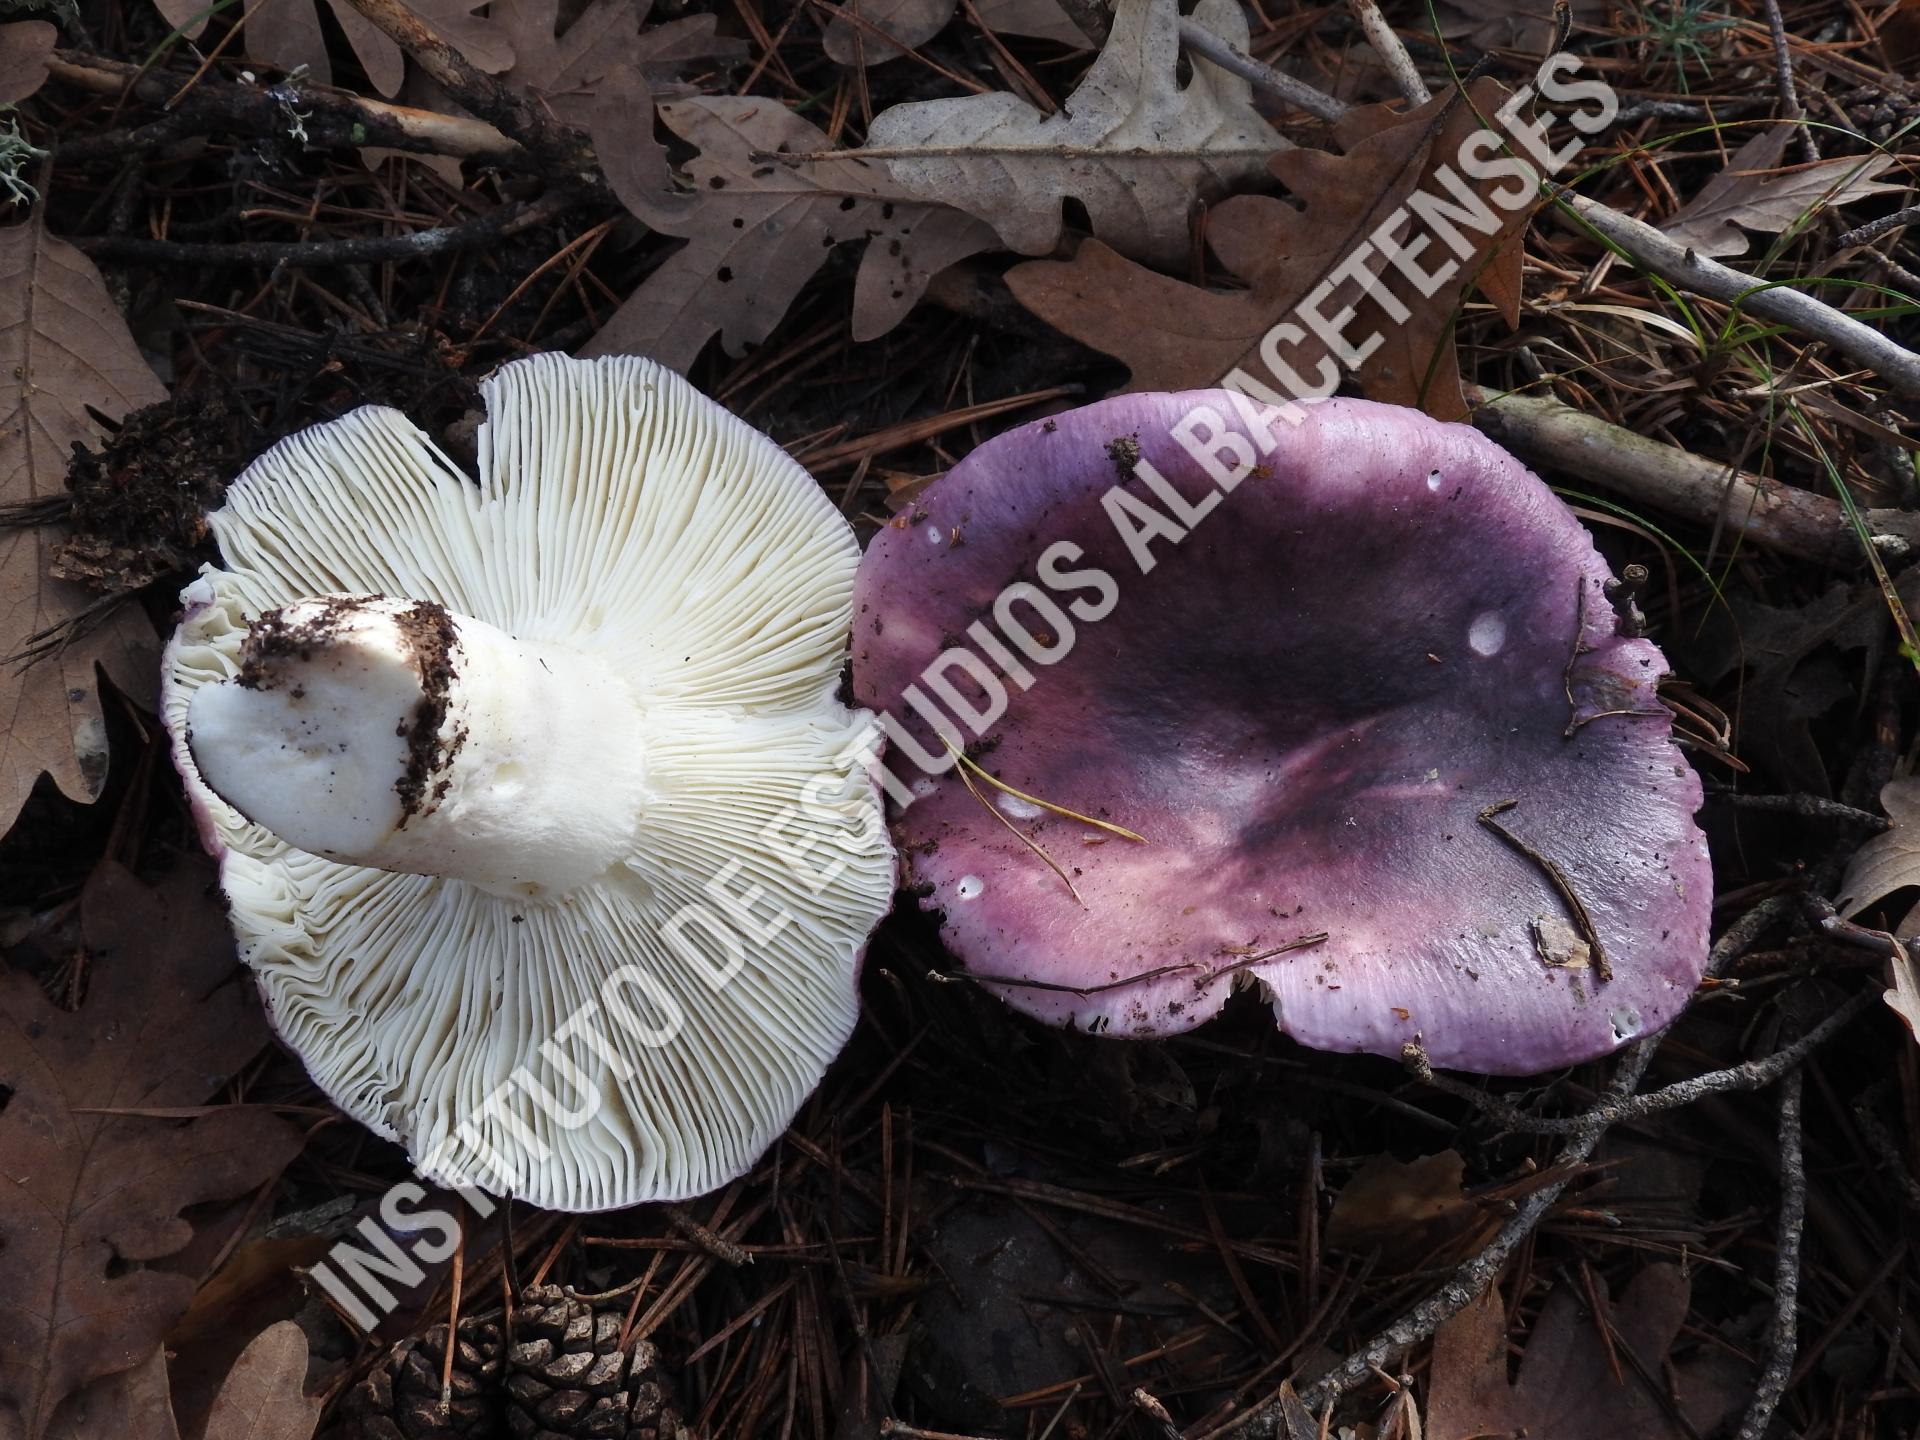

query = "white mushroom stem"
[[187, 594, 649, 899]]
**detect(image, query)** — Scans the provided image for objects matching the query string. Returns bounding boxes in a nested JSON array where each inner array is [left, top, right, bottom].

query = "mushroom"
[[162, 354, 896, 1212], [852, 391, 1710, 1074]]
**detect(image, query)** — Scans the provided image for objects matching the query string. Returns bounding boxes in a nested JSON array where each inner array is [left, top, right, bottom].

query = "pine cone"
[[329, 1286, 687, 1440], [504, 1285, 685, 1440], [1842, 86, 1920, 145], [338, 1317, 505, 1440]]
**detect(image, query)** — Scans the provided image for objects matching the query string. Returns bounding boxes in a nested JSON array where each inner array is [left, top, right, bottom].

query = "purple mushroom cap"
[[852, 391, 1711, 1075]]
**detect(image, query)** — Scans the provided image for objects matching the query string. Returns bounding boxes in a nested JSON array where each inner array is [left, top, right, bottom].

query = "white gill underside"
[[159, 354, 897, 1212]]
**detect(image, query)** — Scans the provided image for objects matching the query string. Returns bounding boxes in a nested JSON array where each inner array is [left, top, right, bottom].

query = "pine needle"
[[946, 747, 1084, 904], [942, 738, 1147, 843]]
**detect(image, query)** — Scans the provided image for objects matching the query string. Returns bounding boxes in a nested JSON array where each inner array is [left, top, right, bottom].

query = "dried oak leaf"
[[41, 1348, 178, 1440], [1427, 1266, 1745, 1440], [1325, 1151, 1497, 1275], [1884, 0, 1920, 71], [1682, 578, 1890, 796], [0, 217, 166, 830], [0, 21, 56, 104], [163, 1234, 331, 1438], [971, 0, 1094, 45], [1838, 779, 1920, 919], [1662, 123, 1900, 259], [861, 0, 1281, 267], [822, 0, 957, 67], [152, 0, 508, 97], [584, 78, 998, 367], [1432, 0, 1604, 55], [201, 1323, 322, 1440], [483, 0, 741, 126], [0, 862, 304, 1440], [1005, 78, 1530, 418], [825, 0, 1090, 62], [1835, 777, 1920, 1044]]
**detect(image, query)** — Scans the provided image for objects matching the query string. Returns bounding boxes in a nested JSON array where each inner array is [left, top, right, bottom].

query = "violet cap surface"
[[852, 391, 1710, 1074]]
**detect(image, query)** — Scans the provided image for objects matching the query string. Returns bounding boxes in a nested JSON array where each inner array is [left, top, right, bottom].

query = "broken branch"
[[1552, 187, 1920, 402], [1468, 387, 1920, 567]]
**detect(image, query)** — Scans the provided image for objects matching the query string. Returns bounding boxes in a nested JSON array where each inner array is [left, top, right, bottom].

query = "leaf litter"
[[1006, 77, 1531, 416], [858, 0, 1283, 267], [5, 0, 1920, 1435], [0, 217, 167, 829], [1661, 122, 1903, 258], [0, 863, 302, 1440]]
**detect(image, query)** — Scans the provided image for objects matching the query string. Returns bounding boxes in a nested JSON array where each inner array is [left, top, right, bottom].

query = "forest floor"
[[3, 0, 1920, 1436]]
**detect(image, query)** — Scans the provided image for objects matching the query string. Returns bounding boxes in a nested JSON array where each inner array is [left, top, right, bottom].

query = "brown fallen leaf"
[[1883, 0, 1920, 71], [149, 0, 507, 96], [1433, 0, 1604, 55], [860, 0, 1282, 268], [201, 1323, 323, 1440], [0, 21, 56, 104], [585, 78, 998, 367], [0, 862, 305, 1440], [43, 1346, 179, 1440], [377, 0, 739, 178], [1837, 779, 1920, 919], [971, 0, 1093, 46], [1662, 124, 1901, 259], [165, 1235, 333, 1440], [1325, 1150, 1498, 1275], [0, 216, 167, 831], [823, 0, 957, 67], [1006, 79, 1531, 417], [830, 0, 1090, 66], [483, 0, 741, 126], [1834, 778, 1920, 1045], [1426, 1266, 1746, 1440]]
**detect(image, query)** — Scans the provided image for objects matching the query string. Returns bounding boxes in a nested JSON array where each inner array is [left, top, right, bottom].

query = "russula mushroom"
[[162, 354, 895, 1211], [852, 391, 1710, 1074]]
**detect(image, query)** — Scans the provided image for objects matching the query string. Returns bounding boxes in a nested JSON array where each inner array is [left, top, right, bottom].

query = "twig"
[[1178, 28, 1920, 401], [1402, 991, 1874, 1134], [1736, 1067, 1806, 1440], [68, 193, 573, 268], [563, 1273, 653, 1303], [440, 1237, 465, 1410], [1709, 894, 1801, 978], [666, 1204, 752, 1267], [1851, 1098, 1920, 1211], [1255, 1035, 1663, 1425], [332, 0, 601, 189], [1477, 799, 1611, 981], [1346, 0, 1429, 106], [1550, 188, 1920, 401], [1219, 895, 1797, 1436], [1805, 894, 1910, 960], [1175, 20, 1350, 123], [1615, 97, 1767, 123], [1705, 790, 1892, 829], [1130, 1388, 1183, 1440], [1758, 0, 1820, 162], [931, 960, 1208, 997], [46, 50, 517, 163], [1838, 205, 1920, 250], [1467, 387, 1920, 566]]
